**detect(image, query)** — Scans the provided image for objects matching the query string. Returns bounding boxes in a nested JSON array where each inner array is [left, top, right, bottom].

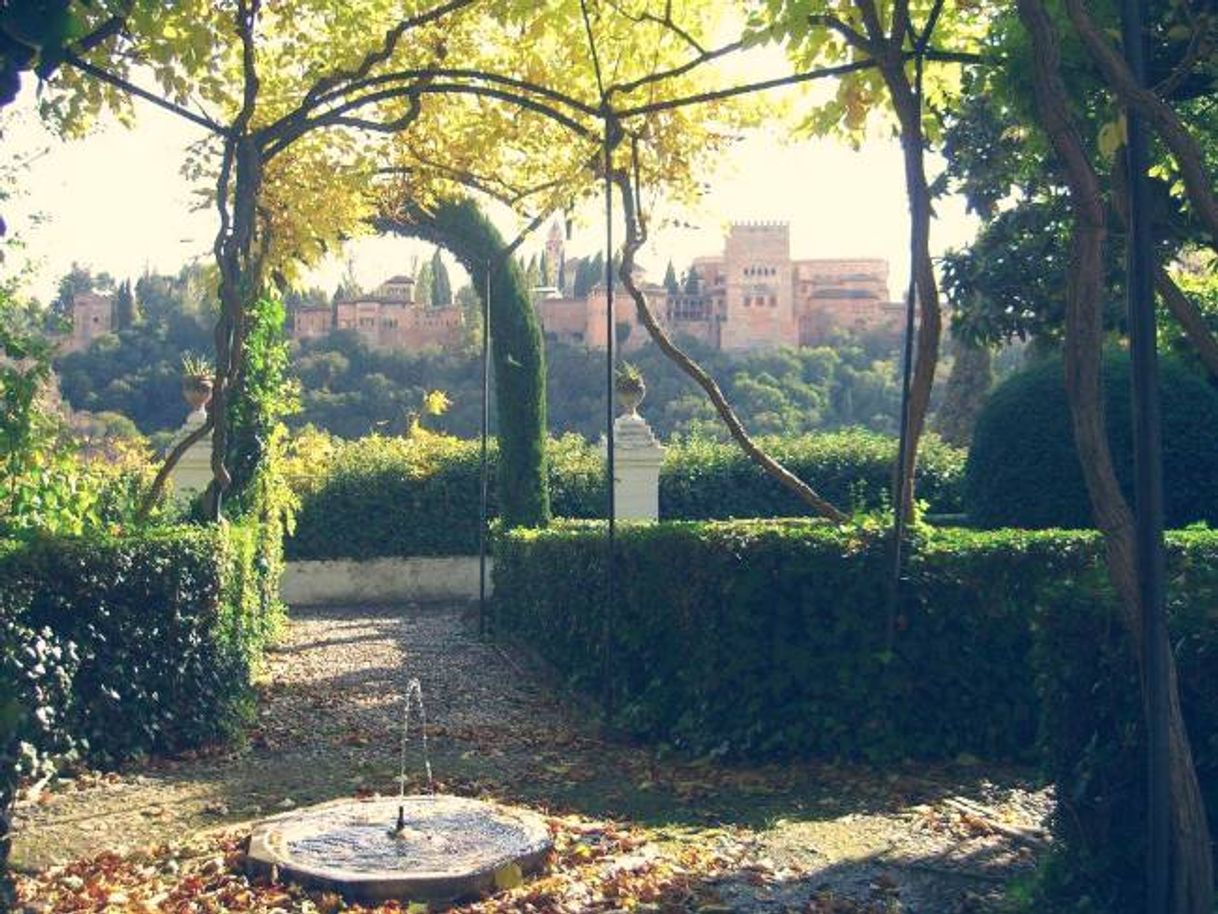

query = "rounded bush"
[[965, 351, 1218, 529]]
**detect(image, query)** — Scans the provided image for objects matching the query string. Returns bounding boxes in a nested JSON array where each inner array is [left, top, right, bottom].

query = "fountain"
[[246, 679, 553, 905]]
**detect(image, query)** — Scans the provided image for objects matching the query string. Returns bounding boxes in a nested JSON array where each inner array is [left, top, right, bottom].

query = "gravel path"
[[12, 602, 1053, 913]]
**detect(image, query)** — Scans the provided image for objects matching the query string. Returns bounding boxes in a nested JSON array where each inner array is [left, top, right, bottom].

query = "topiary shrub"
[[964, 351, 1218, 528]]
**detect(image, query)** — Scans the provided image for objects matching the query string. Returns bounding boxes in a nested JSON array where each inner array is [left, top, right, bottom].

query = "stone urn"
[[181, 355, 214, 412], [182, 375, 213, 411], [615, 363, 646, 416]]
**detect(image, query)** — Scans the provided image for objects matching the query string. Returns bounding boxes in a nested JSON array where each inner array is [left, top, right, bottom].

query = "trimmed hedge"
[[0, 523, 280, 762], [965, 352, 1218, 529], [285, 430, 965, 560], [492, 520, 1218, 913], [493, 520, 1077, 761], [661, 430, 965, 519]]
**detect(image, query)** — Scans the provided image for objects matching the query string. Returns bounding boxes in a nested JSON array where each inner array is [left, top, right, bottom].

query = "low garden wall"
[[282, 556, 491, 605]]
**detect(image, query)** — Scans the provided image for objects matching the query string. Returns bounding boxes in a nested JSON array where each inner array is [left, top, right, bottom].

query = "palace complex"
[[291, 274, 464, 350], [537, 221, 904, 353], [286, 222, 902, 354], [49, 222, 901, 357]]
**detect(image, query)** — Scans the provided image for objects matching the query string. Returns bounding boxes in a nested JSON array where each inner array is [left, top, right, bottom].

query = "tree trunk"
[[1017, 2, 1213, 911], [881, 55, 942, 520], [934, 335, 992, 447], [208, 136, 264, 519]]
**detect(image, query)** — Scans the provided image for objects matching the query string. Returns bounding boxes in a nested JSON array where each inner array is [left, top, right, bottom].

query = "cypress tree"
[[572, 259, 591, 298], [114, 279, 138, 328], [663, 260, 679, 295], [415, 260, 433, 306], [430, 248, 452, 306]]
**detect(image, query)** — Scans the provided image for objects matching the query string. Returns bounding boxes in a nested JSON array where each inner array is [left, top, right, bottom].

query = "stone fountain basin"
[[247, 794, 553, 905]]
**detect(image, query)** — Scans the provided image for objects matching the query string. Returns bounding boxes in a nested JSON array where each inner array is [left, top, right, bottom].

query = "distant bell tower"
[[545, 219, 565, 287]]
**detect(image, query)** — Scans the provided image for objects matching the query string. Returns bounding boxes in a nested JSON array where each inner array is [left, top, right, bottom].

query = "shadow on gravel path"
[[12, 602, 1051, 913]]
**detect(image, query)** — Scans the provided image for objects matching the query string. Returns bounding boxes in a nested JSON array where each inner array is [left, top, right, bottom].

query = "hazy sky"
[[3, 76, 979, 304]]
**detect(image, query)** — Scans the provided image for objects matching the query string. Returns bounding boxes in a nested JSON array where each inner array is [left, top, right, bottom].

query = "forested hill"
[[58, 306, 910, 442]]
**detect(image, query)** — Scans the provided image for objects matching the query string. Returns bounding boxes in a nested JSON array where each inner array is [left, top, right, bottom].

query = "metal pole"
[[478, 260, 492, 638], [602, 124, 616, 718], [1121, 2, 1170, 910], [889, 50, 924, 646]]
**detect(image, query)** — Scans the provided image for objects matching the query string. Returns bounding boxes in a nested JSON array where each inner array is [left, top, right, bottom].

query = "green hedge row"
[[0, 523, 282, 763], [491, 520, 1218, 913], [493, 521, 1066, 760], [285, 430, 965, 560]]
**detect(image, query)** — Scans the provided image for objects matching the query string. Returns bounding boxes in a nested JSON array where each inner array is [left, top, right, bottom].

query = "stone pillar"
[[605, 411, 665, 521], [169, 408, 214, 499]]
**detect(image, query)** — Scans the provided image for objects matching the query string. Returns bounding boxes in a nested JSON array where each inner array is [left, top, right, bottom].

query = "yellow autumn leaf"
[[494, 861, 524, 890], [1098, 117, 1127, 161]]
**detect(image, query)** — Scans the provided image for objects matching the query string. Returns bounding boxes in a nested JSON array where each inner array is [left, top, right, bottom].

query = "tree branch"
[[67, 8, 130, 57], [611, 155, 847, 523], [1156, 266, 1218, 381], [605, 0, 706, 56], [61, 51, 228, 135], [377, 155, 581, 214], [307, 68, 601, 121], [296, 0, 477, 113], [808, 13, 871, 52], [617, 56, 881, 117], [606, 38, 744, 99], [915, 0, 948, 53], [280, 82, 598, 151], [136, 413, 214, 522], [1063, 0, 1218, 247], [1110, 159, 1218, 381], [578, 0, 606, 101]]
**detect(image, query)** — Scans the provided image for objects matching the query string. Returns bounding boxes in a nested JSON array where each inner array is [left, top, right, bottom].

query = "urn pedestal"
[[602, 406, 664, 522]]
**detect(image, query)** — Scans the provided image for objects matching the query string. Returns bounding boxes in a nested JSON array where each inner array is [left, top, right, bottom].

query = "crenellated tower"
[[719, 221, 798, 351]]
